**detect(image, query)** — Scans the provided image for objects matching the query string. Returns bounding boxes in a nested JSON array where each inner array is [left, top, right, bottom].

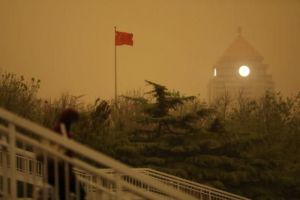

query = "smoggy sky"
[[0, 0, 299, 102]]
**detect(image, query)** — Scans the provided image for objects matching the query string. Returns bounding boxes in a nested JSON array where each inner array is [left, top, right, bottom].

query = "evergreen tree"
[[124, 80, 209, 137]]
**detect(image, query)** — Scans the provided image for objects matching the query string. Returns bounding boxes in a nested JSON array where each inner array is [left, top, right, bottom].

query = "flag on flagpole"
[[115, 31, 133, 46]]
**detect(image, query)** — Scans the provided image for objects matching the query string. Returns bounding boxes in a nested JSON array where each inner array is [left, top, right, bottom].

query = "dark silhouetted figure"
[[47, 108, 86, 200]]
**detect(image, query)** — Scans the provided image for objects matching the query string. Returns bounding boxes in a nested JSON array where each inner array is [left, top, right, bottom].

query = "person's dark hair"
[[57, 108, 79, 131]]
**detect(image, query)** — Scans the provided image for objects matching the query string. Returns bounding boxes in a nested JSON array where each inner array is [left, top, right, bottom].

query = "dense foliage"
[[1, 71, 299, 199]]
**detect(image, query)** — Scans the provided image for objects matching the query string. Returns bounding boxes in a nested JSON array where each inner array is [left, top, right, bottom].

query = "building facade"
[[208, 29, 274, 103]]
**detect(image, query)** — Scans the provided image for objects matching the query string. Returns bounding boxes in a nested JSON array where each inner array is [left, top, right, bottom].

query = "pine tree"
[[124, 80, 208, 137]]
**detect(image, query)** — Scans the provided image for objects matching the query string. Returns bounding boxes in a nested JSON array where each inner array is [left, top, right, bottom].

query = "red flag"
[[115, 31, 133, 46]]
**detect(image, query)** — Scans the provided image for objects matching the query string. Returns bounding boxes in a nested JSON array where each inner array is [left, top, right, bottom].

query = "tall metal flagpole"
[[114, 26, 118, 106]]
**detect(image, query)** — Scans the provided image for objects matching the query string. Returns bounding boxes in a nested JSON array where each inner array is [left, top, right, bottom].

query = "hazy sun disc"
[[239, 65, 250, 77]]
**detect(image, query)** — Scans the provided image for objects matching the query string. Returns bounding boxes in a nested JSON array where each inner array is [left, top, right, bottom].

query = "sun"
[[239, 65, 250, 77]]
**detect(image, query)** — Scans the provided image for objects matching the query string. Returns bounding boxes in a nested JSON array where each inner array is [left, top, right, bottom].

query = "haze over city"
[[0, 0, 299, 102]]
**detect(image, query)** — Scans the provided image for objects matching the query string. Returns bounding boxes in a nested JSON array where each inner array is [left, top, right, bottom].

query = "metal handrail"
[[95, 168, 250, 200], [1, 150, 250, 200], [136, 168, 250, 200], [0, 107, 197, 200]]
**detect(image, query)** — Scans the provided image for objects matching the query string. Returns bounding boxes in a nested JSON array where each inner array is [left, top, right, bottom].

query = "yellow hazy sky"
[[0, 0, 299, 102]]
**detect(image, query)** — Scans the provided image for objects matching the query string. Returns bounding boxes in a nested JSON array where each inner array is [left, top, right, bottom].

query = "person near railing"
[[44, 108, 86, 200]]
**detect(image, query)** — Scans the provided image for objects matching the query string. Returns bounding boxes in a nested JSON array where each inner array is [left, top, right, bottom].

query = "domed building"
[[208, 29, 274, 103]]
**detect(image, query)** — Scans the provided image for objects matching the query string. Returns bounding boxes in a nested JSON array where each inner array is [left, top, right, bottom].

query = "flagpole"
[[114, 26, 118, 107]]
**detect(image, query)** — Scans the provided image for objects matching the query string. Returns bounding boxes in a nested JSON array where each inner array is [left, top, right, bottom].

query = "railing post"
[[2, 150, 8, 198], [114, 172, 122, 200], [8, 123, 17, 200], [54, 157, 59, 200], [23, 157, 28, 198], [75, 175, 80, 200], [65, 161, 70, 200], [32, 148, 37, 200], [42, 151, 49, 200]]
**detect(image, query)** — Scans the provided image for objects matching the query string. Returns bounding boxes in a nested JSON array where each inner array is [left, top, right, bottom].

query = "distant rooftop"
[[217, 27, 263, 63]]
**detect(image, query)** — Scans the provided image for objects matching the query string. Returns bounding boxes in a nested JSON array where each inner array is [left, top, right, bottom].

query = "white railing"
[[95, 168, 250, 200], [0, 149, 43, 182], [0, 107, 198, 200], [136, 168, 250, 200], [0, 151, 250, 200]]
